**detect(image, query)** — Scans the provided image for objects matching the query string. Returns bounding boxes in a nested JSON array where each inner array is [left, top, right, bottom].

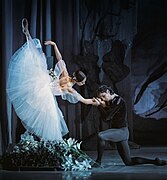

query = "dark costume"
[[95, 95, 166, 166]]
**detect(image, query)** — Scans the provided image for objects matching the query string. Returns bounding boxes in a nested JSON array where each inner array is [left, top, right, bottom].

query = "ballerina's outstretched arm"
[[78, 96, 100, 105], [44, 40, 62, 61]]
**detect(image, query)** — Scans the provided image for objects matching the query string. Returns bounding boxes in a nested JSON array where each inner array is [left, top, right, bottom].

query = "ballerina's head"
[[72, 70, 87, 86]]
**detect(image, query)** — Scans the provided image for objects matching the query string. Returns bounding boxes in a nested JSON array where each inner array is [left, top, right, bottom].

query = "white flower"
[[76, 141, 82, 150]]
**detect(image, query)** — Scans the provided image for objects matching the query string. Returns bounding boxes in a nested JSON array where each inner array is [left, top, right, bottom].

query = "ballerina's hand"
[[95, 97, 106, 107], [44, 40, 56, 46], [92, 97, 101, 106]]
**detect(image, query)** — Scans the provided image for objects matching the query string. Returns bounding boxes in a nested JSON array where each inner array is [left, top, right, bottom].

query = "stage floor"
[[0, 147, 167, 179]]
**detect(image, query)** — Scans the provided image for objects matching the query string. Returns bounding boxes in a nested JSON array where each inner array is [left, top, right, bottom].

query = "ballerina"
[[6, 18, 97, 142]]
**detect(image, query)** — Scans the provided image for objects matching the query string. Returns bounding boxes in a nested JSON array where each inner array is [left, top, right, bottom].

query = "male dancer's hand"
[[92, 97, 106, 107], [96, 97, 106, 107], [92, 98, 101, 106]]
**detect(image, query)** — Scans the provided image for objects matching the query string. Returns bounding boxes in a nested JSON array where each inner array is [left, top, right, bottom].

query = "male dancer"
[[93, 85, 166, 166]]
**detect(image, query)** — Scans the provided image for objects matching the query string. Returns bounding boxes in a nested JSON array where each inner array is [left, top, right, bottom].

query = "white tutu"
[[7, 38, 69, 141]]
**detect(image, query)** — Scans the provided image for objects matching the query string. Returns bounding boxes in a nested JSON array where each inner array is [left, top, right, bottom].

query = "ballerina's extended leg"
[[22, 18, 31, 40]]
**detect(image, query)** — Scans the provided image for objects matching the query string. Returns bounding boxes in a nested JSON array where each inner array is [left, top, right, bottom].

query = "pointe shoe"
[[22, 18, 29, 35], [155, 157, 167, 166]]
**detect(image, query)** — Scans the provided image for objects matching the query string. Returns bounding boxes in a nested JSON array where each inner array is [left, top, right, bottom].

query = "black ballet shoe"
[[155, 157, 167, 166], [92, 160, 102, 168], [22, 18, 29, 35]]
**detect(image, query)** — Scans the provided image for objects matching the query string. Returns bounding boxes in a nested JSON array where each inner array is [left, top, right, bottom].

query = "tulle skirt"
[[7, 38, 69, 141]]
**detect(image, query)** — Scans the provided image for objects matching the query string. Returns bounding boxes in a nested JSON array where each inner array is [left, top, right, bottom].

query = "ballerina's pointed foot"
[[22, 18, 29, 35]]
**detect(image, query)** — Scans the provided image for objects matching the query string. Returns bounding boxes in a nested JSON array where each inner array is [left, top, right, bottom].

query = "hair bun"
[[73, 70, 86, 82]]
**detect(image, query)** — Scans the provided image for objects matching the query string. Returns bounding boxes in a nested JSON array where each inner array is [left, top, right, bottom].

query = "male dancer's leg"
[[95, 135, 106, 165], [95, 128, 128, 165], [116, 140, 167, 166]]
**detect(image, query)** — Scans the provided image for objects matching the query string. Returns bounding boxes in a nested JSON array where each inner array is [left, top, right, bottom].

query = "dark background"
[[0, 0, 167, 154]]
